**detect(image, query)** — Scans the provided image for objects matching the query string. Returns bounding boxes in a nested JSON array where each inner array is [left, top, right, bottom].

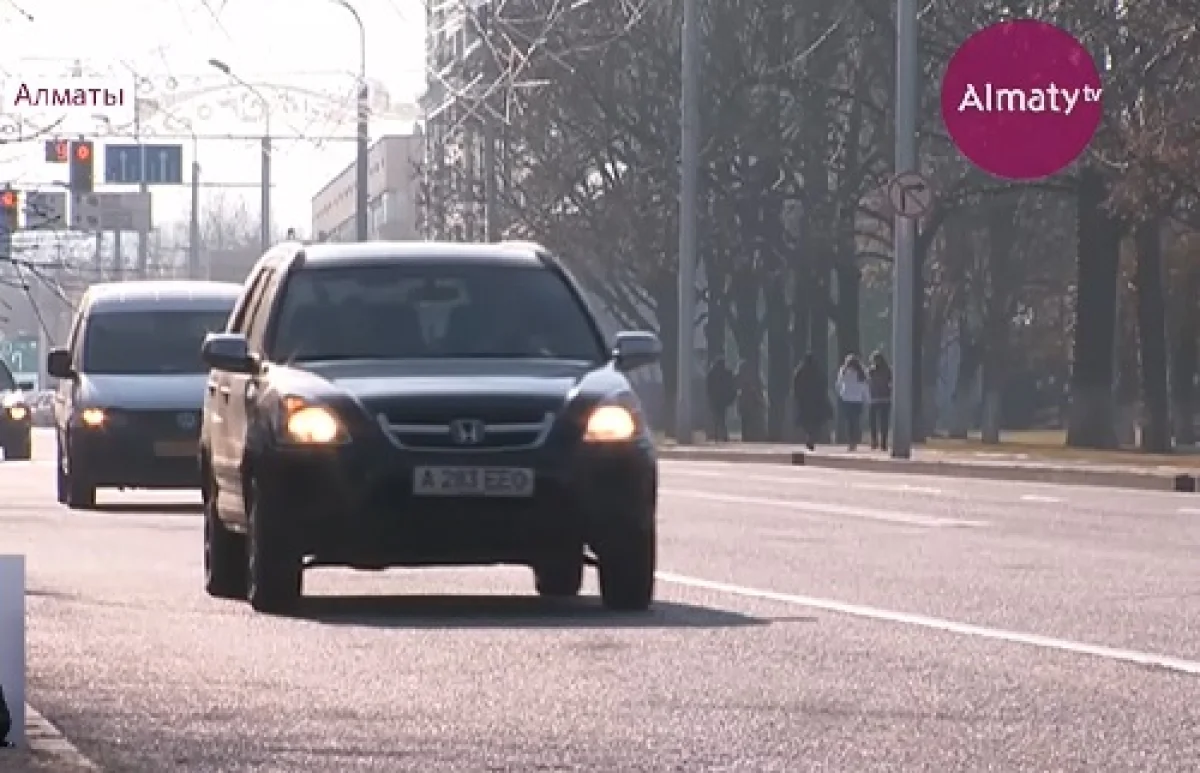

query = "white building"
[[311, 134, 424, 242]]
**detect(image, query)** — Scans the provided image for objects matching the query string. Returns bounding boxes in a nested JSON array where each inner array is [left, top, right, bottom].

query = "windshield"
[[82, 309, 232, 375], [270, 263, 605, 364]]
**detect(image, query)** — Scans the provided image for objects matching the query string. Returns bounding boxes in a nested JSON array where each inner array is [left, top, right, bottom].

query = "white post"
[[0, 555, 26, 747]]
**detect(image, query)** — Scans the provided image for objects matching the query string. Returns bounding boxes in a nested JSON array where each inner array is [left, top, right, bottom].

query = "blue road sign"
[[103, 144, 184, 185]]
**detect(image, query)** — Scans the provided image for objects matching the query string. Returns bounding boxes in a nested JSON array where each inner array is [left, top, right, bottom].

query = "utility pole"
[[135, 103, 150, 278], [675, 0, 701, 444], [891, 0, 919, 459], [479, 4, 499, 241], [260, 117, 271, 255], [188, 153, 201, 279]]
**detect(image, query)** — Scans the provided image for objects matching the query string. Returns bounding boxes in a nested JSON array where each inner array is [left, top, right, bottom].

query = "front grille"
[[369, 396, 557, 426], [387, 425, 545, 450], [114, 410, 201, 437]]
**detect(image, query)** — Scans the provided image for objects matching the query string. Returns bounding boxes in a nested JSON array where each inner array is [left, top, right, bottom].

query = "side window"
[[244, 269, 278, 351], [66, 308, 87, 366], [228, 269, 270, 335]]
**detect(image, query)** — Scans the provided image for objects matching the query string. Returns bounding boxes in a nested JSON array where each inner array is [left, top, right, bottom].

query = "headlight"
[[80, 407, 106, 427], [7, 404, 27, 421], [281, 398, 347, 444], [584, 404, 638, 442]]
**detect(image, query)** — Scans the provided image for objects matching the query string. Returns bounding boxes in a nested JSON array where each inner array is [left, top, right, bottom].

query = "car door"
[[210, 269, 271, 521]]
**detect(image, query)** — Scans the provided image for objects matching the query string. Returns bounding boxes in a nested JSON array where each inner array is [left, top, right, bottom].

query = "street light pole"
[[208, 59, 272, 255], [891, 0, 919, 459], [676, 0, 701, 444], [329, 0, 370, 241], [189, 134, 201, 279]]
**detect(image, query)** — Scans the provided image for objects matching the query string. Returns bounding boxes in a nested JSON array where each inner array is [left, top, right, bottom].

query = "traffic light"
[[44, 139, 70, 164], [69, 140, 94, 194], [0, 188, 18, 232]]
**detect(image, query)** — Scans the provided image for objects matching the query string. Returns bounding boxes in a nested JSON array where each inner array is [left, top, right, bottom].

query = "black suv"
[[200, 241, 662, 615], [0, 359, 32, 460]]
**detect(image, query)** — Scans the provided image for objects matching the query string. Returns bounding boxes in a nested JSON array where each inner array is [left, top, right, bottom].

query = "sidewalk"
[[656, 441, 1200, 492], [0, 706, 99, 771]]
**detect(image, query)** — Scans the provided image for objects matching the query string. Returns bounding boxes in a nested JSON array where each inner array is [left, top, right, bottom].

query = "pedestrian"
[[835, 353, 869, 451], [0, 682, 11, 747], [867, 350, 893, 450], [791, 353, 830, 451], [705, 357, 736, 442]]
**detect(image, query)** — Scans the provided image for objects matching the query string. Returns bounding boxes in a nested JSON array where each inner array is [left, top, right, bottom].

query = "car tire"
[[596, 524, 656, 612], [245, 479, 303, 615], [204, 480, 248, 600], [533, 551, 584, 597], [58, 440, 96, 510], [3, 435, 31, 461]]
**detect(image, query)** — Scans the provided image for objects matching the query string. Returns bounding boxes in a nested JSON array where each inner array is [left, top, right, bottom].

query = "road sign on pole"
[[70, 192, 152, 232], [103, 144, 184, 185], [887, 171, 933, 219], [23, 191, 67, 230]]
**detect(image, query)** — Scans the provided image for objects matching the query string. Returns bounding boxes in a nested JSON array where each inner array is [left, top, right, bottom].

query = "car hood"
[[79, 373, 210, 411], [288, 358, 624, 420]]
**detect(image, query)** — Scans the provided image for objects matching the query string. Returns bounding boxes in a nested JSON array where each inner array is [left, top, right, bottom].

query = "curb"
[[657, 447, 1198, 492], [17, 704, 100, 770]]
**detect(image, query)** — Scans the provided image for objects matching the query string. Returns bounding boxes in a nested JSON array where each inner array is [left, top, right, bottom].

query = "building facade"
[[311, 134, 423, 243]]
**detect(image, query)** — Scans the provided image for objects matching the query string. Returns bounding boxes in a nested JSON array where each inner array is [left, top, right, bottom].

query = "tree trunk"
[[764, 279, 791, 440], [809, 265, 832, 443], [1066, 167, 1120, 448], [650, 271, 678, 437], [949, 327, 979, 439], [1170, 267, 1198, 445], [1114, 301, 1140, 447], [980, 194, 1019, 444], [835, 263, 862, 359], [1133, 220, 1171, 452], [912, 235, 929, 440]]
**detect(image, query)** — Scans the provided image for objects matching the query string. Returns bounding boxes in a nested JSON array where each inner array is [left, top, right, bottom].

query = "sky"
[[0, 0, 427, 236]]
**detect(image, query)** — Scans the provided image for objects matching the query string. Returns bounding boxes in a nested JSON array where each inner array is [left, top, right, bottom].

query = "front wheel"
[[57, 439, 96, 509], [533, 551, 584, 597], [245, 479, 303, 614], [204, 481, 248, 600], [3, 434, 31, 461], [595, 524, 656, 612]]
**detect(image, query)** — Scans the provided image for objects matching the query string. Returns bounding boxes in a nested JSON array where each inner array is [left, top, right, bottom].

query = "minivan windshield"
[[82, 309, 232, 375], [270, 263, 606, 364]]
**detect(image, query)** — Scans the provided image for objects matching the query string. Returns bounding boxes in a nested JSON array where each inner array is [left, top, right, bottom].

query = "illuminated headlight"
[[584, 404, 638, 442], [281, 398, 348, 444], [6, 404, 27, 421], [80, 407, 106, 427]]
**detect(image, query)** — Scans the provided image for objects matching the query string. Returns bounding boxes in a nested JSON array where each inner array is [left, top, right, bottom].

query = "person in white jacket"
[[835, 353, 870, 450]]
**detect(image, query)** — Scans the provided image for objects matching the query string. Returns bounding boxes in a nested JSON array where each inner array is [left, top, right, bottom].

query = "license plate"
[[154, 440, 198, 458], [413, 466, 535, 497]]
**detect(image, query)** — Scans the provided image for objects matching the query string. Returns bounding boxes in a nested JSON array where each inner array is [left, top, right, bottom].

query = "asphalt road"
[[3, 428, 1198, 772]]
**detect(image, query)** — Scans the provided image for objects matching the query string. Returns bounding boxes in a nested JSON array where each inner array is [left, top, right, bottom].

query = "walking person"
[[835, 353, 869, 451], [705, 357, 736, 442], [867, 350, 893, 450], [792, 353, 830, 451]]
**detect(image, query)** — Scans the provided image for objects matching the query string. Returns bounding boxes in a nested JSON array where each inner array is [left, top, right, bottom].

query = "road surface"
[[2, 429, 1198, 771]]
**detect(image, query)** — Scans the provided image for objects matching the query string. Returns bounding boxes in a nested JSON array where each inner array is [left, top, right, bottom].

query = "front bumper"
[[70, 421, 201, 488], [256, 436, 657, 568]]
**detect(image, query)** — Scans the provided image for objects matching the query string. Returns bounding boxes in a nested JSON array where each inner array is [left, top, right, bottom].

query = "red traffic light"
[[73, 142, 92, 161], [0, 191, 16, 209]]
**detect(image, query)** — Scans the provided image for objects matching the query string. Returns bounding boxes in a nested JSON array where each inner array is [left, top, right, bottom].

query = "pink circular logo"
[[941, 20, 1103, 181]]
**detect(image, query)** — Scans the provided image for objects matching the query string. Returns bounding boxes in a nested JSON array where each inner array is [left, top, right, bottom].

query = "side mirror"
[[612, 331, 661, 371], [201, 333, 259, 374], [46, 348, 73, 380], [16, 381, 33, 391]]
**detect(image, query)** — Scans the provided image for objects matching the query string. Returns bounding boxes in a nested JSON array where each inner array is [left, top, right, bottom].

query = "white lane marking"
[[1178, 507, 1200, 515], [667, 467, 944, 495], [661, 488, 983, 528], [658, 572, 1200, 676], [1020, 494, 1063, 503]]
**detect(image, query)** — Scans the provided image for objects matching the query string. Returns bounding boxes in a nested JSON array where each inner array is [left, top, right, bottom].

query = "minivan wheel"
[[595, 523, 656, 612], [58, 441, 96, 510]]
